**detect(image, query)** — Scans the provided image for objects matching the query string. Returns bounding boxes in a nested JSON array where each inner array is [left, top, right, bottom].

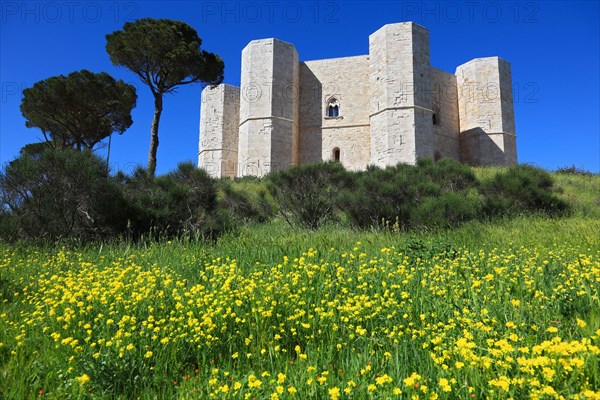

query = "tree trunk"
[[106, 133, 112, 177], [148, 93, 163, 177]]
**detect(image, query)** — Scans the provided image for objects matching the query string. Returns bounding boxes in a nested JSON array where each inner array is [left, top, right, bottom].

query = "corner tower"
[[238, 39, 299, 177], [456, 57, 517, 165], [369, 22, 433, 167], [198, 84, 240, 178]]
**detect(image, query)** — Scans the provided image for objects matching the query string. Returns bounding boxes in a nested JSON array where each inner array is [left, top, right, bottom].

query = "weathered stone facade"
[[198, 22, 517, 178]]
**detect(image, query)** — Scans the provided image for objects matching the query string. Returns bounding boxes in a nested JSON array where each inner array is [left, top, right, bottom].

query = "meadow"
[[0, 171, 599, 399]]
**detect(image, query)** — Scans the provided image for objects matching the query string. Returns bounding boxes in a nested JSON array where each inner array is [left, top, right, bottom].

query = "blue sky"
[[1, 0, 599, 174]]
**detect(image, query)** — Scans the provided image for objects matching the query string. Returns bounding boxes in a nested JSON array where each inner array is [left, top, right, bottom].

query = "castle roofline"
[[302, 54, 369, 64], [369, 21, 428, 36], [200, 82, 240, 94], [456, 56, 510, 70], [218, 83, 240, 89], [242, 37, 296, 51]]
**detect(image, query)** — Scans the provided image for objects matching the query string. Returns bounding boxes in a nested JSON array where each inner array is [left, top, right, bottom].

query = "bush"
[[416, 158, 479, 192], [119, 162, 227, 239], [218, 179, 274, 225], [482, 164, 569, 217], [0, 146, 129, 241], [555, 165, 594, 176], [0, 207, 19, 242], [340, 159, 482, 229], [268, 162, 348, 230], [408, 159, 483, 228], [410, 190, 483, 228], [338, 162, 446, 229], [0, 148, 573, 241]]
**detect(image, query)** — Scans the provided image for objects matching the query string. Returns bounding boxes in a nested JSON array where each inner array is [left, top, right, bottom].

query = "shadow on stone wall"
[[460, 128, 508, 166], [298, 63, 323, 163]]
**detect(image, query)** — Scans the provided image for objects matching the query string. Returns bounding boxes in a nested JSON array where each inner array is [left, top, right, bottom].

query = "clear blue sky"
[[1, 1, 599, 174]]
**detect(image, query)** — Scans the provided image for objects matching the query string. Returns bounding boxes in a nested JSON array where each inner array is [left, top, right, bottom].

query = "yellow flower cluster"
[[1, 240, 599, 398]]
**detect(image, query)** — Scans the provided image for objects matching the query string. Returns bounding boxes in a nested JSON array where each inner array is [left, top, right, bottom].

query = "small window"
[[328, 104, 339, 117], [432, 113, 438, 125], [326, 97, 340, 118], [333, 147, 340, 162]]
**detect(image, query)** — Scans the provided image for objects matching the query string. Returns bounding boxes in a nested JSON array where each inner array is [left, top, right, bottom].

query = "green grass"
[[472, 166, 600, 218], [553, 173, 600, 218], [0, 170, 599, 399]]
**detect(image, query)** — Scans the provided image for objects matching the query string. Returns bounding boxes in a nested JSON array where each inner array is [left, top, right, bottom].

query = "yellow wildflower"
[[76, 374, 90, 386]]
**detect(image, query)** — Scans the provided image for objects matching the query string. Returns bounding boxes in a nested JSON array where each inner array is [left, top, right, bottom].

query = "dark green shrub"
[[555, 165, 594, 176], [234, 175, 264, 184], [0, 208, 18, 242], [482, 164, 569, 217], [338, 163, 440, 229], [411, 190, 483, 228], [417, 158, 479, 192], [219, 180, 274, 224], [119, 162, 227, 239], [268, 162, 348, 230], [400, 237, 458, 260], [0, 146, 129, 241], [411, 159, 482, 227]]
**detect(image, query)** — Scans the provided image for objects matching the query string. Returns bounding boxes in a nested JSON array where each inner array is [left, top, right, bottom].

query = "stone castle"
[[198, 22, 517, 178]]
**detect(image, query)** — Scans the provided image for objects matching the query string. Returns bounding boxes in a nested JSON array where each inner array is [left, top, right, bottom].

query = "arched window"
[[432, 105, 440, 125], [326, 97, 340, 118], [332, 147, 340, 162], [328, 105, 339, 117]]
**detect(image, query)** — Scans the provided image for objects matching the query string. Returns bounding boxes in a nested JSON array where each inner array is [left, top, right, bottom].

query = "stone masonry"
[[198, 22, 517, 178]]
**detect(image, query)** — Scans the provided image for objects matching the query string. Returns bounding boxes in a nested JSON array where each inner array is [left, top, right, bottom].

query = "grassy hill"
[[0, 169, 598, 399]]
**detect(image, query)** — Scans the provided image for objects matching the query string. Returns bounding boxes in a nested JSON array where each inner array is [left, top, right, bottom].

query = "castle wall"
[[456, 57, 517, 165], [238, 39, 299, 177], [298, 55, 371, 170], [197, 22, 517, 178], [369, 22, 434, 167], [198, 84, 240, 178], [430, 67, 460, 161]]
